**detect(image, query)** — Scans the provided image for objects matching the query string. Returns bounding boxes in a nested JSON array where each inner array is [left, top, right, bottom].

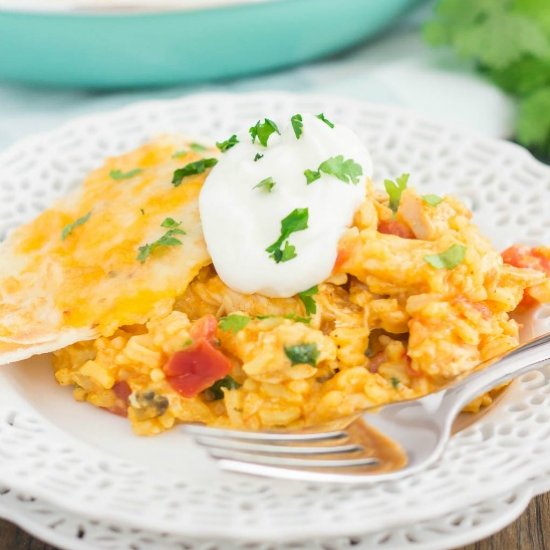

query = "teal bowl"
[[0, 0, 420, 89]]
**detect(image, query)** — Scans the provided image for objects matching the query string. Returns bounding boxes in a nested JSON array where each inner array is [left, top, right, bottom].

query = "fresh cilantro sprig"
[[291, 114, 303, 139], [207, 375, 241, 400], [284, 343, 320, 366], [190, 143, 208, 152], [172, 158, 218, 186], [425, 0, 550, 156], [137, 218, 186, 263], [216, 135, 239, 152], [109, 168, 143, 180], [61, 211, 91, 240], [316, 113, 335, 128], [249, 119, 280, 147], [253, 177, 276, 193], [384, 173, 410, 213], [422, 194, 443, 206], [298, 286, 318, 315], [254, 153, 264, 162], [218, 314, 250, 334], [424, 244, 466, 269], [305, 155, 363, 185], [266, 208, 309, 263]]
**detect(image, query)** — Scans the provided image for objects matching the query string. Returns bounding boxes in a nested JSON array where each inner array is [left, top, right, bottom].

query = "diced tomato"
[[113, 380, 131, 401], [333, 247, 351, 273], [502, 245, 550, 274], [378, 220, 415, 239], [164, 339, 232, 398], [190, 314, 218, 343], [108, 381, 131, 417], [502, 245, 550, 306], [367, 352, 385, 373]]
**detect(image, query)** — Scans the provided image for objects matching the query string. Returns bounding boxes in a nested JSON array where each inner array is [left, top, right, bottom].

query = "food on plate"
[[1, 114, 548, 435]]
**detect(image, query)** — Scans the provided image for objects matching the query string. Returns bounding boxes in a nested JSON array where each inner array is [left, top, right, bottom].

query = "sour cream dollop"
[[199, 114, 373, 297]]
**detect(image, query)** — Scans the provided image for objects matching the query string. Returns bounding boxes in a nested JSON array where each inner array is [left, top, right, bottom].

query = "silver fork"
[[183, 332, 550, 483]]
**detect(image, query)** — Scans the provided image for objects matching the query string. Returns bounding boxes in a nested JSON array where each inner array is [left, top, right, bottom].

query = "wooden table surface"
[[0, 491, 548, 550]]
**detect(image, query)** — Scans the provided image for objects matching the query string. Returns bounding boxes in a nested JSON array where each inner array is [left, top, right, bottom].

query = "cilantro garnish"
[[172, 150, 187, 159], [218, 314, 250, 334], [190, 143, 208, 152], [183, 338, 194, 348], [109, 168, 143, 180], [391, 376, 400, 389], [291, 114, 303, 139], [316, 113, 335, 128], [298, 286, 318, 316], [216, 134, 239, 153], [208, 375, 241, 400], [422, 194, 443, 206], [266, 208, 309, 263], [61, 211, 91, 241], [137, 218, 186, 263], [284, 313, 311, 324], [424, 244, 466, 269], [284, 343, 320, 366], [384, 173, 410, 213], [172, 158, 218, 186], [424, 0, 550, 156], [254, 153, 264, 162], [249, 118, 280, 147], [304, 169, 321, 185], [253, 177, 276, 193], [304, 155, 363, 185]]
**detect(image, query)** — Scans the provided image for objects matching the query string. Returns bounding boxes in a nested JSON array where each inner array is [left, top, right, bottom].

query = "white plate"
[[2, 472, 550, 550], [0, 92, 549, 542]]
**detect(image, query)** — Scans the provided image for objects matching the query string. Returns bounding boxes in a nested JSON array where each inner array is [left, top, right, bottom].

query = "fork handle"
[[445, 332, 550, 411]]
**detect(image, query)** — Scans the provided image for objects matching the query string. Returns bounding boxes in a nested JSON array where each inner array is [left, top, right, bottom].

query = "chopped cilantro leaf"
[[218, 314, 250, 334], [137, 218, 186, 263], [316, 113, 335, 128], [183, 338, 194, 348], [284, 313, 311, 324], [190, 143, 208, 152], [172, 158, 218, 186], [266, 208, 309, 263], [172, 150, 187, 159], [284, 343, 320, 366], [216, 134, 239, 153], [305, 156, 363, 185], [422, 194, 444, 206], [253, 177, 276, 193], [304, 169, 321, 185], [318, 155, 363, 184], [249, 118, 280, 147], [109, 168, 143, 180], [424, 244, 466, 269], [208, 375, 241, 400], [254, 153, 264, 162], [161, 217, 183, 229], [391, 376, 400, 389], [291, 114, 303, 139], [61, 211, 91, 240], [384, 173, 410, 213], [298, 286, 318, 316]]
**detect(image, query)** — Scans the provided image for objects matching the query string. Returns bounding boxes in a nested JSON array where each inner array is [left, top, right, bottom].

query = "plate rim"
[[0, 91, 549, 542]]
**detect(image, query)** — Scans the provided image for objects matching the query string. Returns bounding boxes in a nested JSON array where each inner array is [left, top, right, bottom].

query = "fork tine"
[[183, 424, 348, 443], [194, 436, 364, 455], [207, 448, 379, 468]]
